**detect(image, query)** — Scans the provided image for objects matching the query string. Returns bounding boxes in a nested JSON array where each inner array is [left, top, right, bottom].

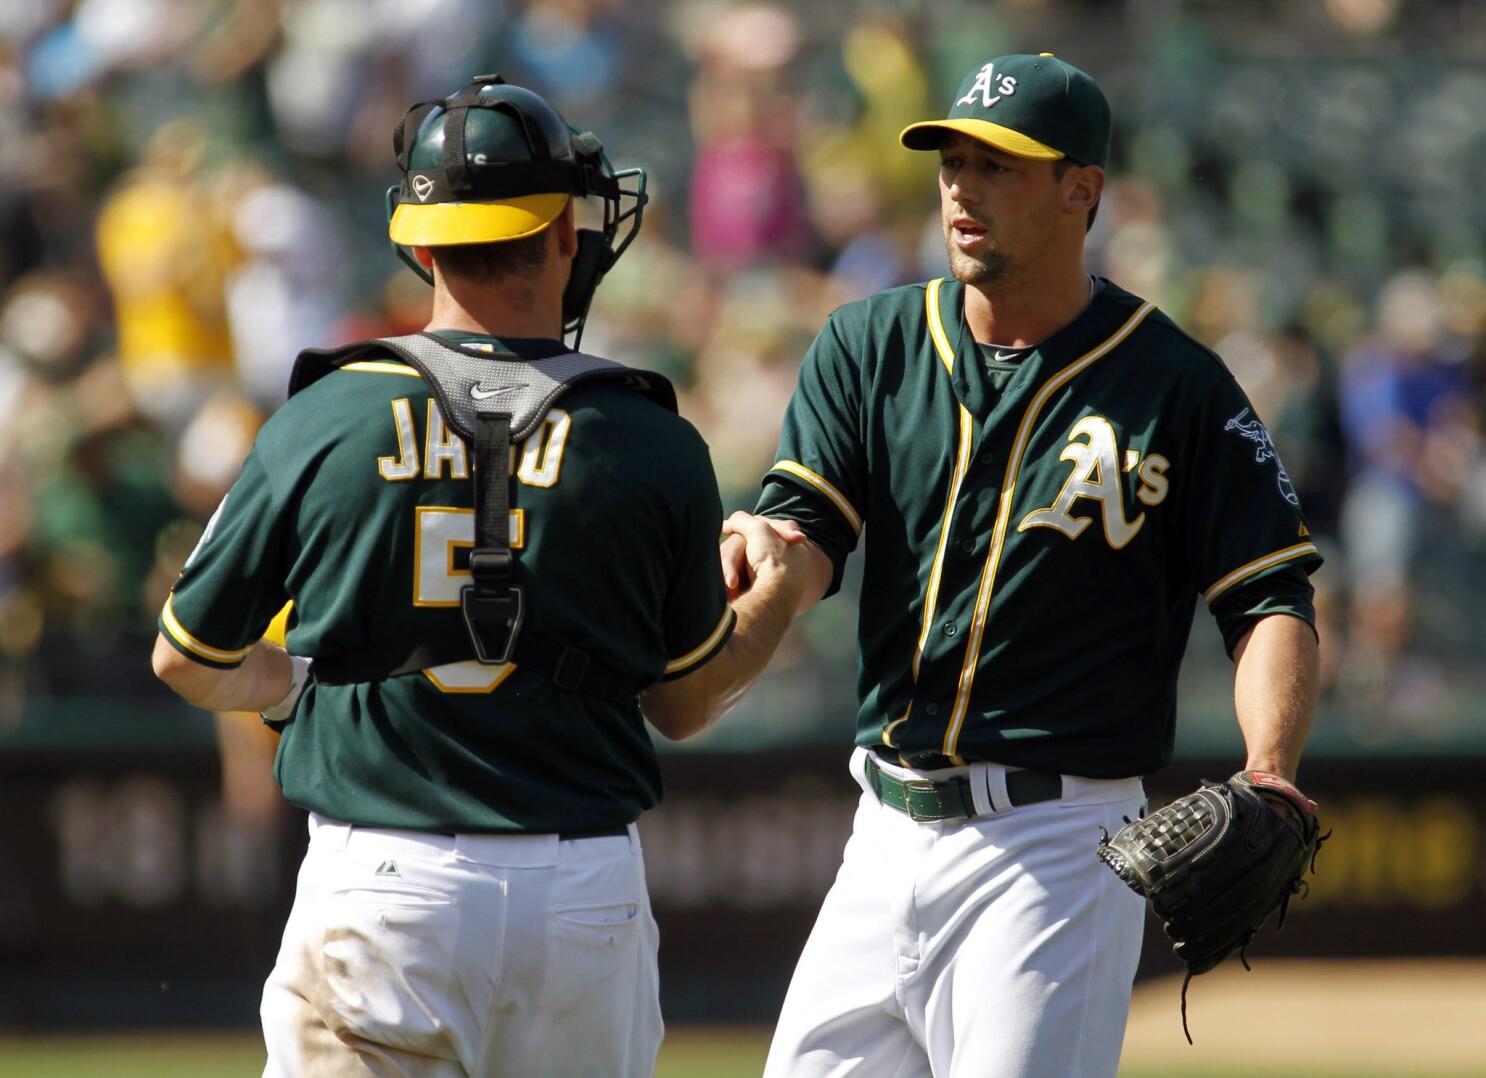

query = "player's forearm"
[[784, 536, 834, 617], [710, 565, 808, 713], [1231, 613, 1319, 781], [153, 635, 294, 714], [641, 565, 805, 740]]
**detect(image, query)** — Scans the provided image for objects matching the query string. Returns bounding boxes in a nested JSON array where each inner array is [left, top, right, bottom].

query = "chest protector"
[[288, 332, 677, 703]]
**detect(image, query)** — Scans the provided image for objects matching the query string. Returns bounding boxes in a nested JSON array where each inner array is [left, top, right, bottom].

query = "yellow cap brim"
[[899, 119, 1063, 160], [388, 193, 568, 246]]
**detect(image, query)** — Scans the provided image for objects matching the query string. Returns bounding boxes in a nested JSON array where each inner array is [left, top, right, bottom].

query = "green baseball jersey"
[[161, 333, 733, 833], [756, 277, 1320, 778]]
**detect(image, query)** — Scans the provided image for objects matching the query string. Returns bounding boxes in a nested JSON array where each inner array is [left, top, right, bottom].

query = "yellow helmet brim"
[[388, 193, 568, 246]]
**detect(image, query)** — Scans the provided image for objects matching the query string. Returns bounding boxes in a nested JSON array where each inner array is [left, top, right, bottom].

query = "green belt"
[[863, 754, 1062, 822]]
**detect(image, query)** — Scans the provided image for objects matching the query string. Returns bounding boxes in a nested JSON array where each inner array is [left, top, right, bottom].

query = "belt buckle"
[[901, 779, 942, 822]]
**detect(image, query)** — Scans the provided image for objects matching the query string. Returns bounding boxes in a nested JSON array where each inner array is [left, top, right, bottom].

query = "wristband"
[[261, 654, 313, 727]]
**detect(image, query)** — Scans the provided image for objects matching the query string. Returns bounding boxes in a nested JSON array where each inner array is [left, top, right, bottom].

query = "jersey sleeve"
[[660, 447, 735, 682], [1209, 562, 1317, 657], [158, 451, 292, 669], [1177, 375, 1323, 636], [755, 311, 867, 598]]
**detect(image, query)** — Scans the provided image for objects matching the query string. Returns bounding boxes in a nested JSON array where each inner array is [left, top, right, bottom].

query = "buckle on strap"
[[901, 779, 961, 822], [865, 756, 972, 822], [468, 548, 514, 584], [551, 646, 591, 691], [460, 584, 524, 665]]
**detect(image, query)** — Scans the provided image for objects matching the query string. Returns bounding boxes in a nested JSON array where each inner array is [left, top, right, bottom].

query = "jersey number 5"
[[407, 409, 571, 693], [412, 507, 523, 692]]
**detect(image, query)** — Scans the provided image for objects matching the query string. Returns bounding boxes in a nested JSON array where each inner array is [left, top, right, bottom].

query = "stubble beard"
[[945, 234, 1011, 287]]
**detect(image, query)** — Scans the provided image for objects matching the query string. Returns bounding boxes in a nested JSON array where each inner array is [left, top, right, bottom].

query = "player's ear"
[[412, 245, 435, 271], [1064, 163, 1104, 220], [554, 197, 578, 260]]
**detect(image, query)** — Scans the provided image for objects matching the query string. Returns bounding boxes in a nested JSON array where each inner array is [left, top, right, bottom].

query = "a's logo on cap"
[[957, 61, 1019, 109], [412, 174, 436, 202]]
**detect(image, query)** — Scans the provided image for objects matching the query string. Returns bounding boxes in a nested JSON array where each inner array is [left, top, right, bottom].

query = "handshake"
[[718, 512, 828, 613]]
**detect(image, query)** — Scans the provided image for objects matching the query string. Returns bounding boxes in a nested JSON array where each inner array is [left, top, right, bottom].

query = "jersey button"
[[925, 703, 939, 716], [943, 621, 958, 637], [959, 538, 975, 554]]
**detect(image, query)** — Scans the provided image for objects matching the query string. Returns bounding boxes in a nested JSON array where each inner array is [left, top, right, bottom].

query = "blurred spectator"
[[1336, 270, 1475, 725], [94, 120, 238, 434], [225, 176, 346, 410], [686, 4, 814, 273], [690, 264, 830, 503], [0, 0, 1477, 750], [507, 0, 625, 117]]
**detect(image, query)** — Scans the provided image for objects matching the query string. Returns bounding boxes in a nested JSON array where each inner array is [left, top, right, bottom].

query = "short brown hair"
[[1053, 158, 1099, 232], [430, 229, 549, 282]]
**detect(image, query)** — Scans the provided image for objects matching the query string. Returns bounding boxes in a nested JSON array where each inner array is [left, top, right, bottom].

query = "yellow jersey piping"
[[926, 276, 955, 376], [912, 280, 976, 682], [888, 281, 973, 751], [1203, 542, 1319, 604], [942, 301, 1157, 757], [665, 607, 737, 675], [770, 460, 864, 536], [160, 595, 253, 665]]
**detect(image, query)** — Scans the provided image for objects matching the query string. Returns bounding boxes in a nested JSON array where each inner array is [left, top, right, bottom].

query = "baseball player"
[[722, 54, 1322, 1076], [152, 76, 811, 1077]]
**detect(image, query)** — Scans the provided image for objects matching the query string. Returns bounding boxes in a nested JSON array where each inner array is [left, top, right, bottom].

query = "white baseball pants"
[[261, 814, 662, 1077], [764, 748, 1146, 1078]]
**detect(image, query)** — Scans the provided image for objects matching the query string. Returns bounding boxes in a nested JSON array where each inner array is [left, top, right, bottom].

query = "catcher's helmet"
[[385, 74, 647, 345]]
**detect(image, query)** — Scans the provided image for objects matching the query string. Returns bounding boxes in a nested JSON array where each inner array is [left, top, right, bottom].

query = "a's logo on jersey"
[[412, 175, 436, 202], [1224, 408, 1299, 506], [1019, 415, 1170, 550], [956, 62, 1019, 109]]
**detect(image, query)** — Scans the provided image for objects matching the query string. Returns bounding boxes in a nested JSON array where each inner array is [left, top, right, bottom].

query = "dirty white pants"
[[261, 814, 662, 1077]]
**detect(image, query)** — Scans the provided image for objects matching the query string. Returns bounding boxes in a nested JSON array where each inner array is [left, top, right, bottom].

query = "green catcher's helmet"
[[386, 74, 647, 345]]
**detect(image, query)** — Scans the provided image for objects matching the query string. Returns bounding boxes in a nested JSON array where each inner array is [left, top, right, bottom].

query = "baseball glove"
[[1096, 770, 1325, 1041]]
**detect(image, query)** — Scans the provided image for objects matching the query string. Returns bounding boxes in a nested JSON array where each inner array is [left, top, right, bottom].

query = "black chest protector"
[[287, 332, 678, 703]]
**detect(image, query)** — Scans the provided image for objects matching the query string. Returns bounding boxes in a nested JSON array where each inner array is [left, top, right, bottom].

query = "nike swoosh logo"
[[993, 350, 1021, 361], [470, 384, 527, 400]]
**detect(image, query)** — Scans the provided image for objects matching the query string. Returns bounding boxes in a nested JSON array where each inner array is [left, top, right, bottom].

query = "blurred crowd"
[[1, 0, 1484, 746]]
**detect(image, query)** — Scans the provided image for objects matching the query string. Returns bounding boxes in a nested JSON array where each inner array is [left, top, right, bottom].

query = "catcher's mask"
[[385, 74, 647, 346]]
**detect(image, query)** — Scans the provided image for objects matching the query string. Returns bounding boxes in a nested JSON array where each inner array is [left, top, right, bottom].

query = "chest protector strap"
[[287, 333, 677, 703]]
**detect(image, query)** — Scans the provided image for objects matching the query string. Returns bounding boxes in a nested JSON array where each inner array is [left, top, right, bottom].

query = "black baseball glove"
[[1096, 770, 1325, 1040]]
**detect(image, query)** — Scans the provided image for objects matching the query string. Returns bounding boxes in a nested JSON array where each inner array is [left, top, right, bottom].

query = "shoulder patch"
[[1223, 407, 1299, 506]]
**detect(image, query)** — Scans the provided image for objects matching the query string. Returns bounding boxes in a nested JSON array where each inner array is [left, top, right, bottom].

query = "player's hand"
[[720, 512, 809, 600], [720, 531, 749, 602]]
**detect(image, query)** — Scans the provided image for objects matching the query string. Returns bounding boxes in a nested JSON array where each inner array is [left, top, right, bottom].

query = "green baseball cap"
[[900, 53, 1111, 168]]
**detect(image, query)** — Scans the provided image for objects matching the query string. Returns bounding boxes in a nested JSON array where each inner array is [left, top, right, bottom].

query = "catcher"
[[152, 76, 813, 1076], [1100, 769, 1326, 1041]]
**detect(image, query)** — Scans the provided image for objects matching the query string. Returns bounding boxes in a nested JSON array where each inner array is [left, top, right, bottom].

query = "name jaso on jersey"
[[377, 399, 572, 486]]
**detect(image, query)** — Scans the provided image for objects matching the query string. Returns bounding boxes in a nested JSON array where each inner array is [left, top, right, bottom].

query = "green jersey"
[[757, 278, 1320, 778], [161, 334, 733, 833]]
